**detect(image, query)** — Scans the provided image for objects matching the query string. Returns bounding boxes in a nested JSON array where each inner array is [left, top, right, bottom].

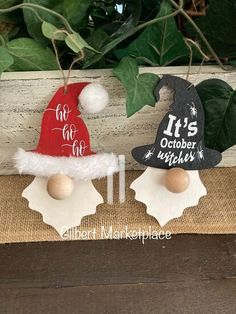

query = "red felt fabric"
[[33, 83, 94, 157]]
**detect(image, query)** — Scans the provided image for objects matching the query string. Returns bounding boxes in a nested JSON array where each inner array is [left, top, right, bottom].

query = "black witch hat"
[[132, 75, 222, 170]]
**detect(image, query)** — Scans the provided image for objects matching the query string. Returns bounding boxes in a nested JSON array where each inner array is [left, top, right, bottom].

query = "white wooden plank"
[[1, 65, 235, 81], [0, 66, 235, 174]]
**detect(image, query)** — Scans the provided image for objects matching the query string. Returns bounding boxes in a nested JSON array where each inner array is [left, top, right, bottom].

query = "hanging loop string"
[[51, 30, 85, 94], [187, 57, 206, 89], [184, 37, 210, 88]]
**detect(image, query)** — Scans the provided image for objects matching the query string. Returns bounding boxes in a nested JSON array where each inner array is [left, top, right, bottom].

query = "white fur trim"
[[79, 83, 109, 113], [14, 148, 119, 181]]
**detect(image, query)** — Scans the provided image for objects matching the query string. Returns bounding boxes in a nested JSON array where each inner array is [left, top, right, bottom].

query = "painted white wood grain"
[[130, 167, 207, 227], [23, 177, 103, 236], [0, 66, 235, 174]]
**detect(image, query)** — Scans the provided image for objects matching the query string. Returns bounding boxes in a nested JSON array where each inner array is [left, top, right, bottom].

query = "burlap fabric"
[[0, 168, 235, 243]]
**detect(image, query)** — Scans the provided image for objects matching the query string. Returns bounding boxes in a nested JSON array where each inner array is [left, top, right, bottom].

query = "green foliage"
[[42, 21, 66, 40], [65, 32, 98, 53], [185, 0, 236, 59], [64, 0, 92, 28], [1, 0, 236, 70], [196, 79, 236, 152], [6, 38, 58, 70], [0, 0, 20, 9], [113, 57, 159, 117], [23, 0, 64, 44], [0, 46, 14, 74], [115, 0, 189, 66]]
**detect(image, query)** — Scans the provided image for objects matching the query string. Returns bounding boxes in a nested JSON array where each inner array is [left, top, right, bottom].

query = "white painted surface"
[[22, 176, 103, 236], [130, 167, 207, 227], [0, 66, 235, 174]]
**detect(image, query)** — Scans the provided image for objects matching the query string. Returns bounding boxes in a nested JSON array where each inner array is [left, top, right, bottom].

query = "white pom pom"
[[79, 83, 109, 113]]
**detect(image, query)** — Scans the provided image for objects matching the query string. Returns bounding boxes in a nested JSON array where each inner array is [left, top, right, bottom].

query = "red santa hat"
[[14, 82, 119, 180]]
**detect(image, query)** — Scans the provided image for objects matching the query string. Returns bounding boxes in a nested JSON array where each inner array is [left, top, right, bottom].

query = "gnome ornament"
[[14, 82, 119, 236], [130, 75, 222, 227]]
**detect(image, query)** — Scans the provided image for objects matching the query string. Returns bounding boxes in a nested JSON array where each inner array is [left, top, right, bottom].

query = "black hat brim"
[[132, 144, 222, 170]]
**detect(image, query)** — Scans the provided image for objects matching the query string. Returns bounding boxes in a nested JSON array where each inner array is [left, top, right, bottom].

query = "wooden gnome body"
[[130, 167, 207, 227], [131, 75, 222, 226], [14, 82, 119, 236]]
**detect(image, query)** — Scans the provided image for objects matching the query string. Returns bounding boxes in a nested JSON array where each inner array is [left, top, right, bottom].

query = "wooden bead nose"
[[163, 168, 190, 193], [47, 174, 74, 200]]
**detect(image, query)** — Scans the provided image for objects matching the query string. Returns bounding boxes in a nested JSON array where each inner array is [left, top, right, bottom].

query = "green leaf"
[[23, 0, 64, 44], [0, 16, 20, 40], [185, 0, 236, 59], [64, 0, 92, 27], [83, 0, 188, 68], [228, 59, 236, 65], [83, 24, 144, 68], [115, 0, 188, 66], [113, 57, 159, 117], [86, 29, 109, 51], [6, 38, 58, 70], [196, 79, 236, 152], [119, 0, 142, 27], [65, 32, 98, 53], [42, 21, 66, 40], [0, 46, 14, 74], [0, 0, 20, 8], [82, 29, 109, 68]]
